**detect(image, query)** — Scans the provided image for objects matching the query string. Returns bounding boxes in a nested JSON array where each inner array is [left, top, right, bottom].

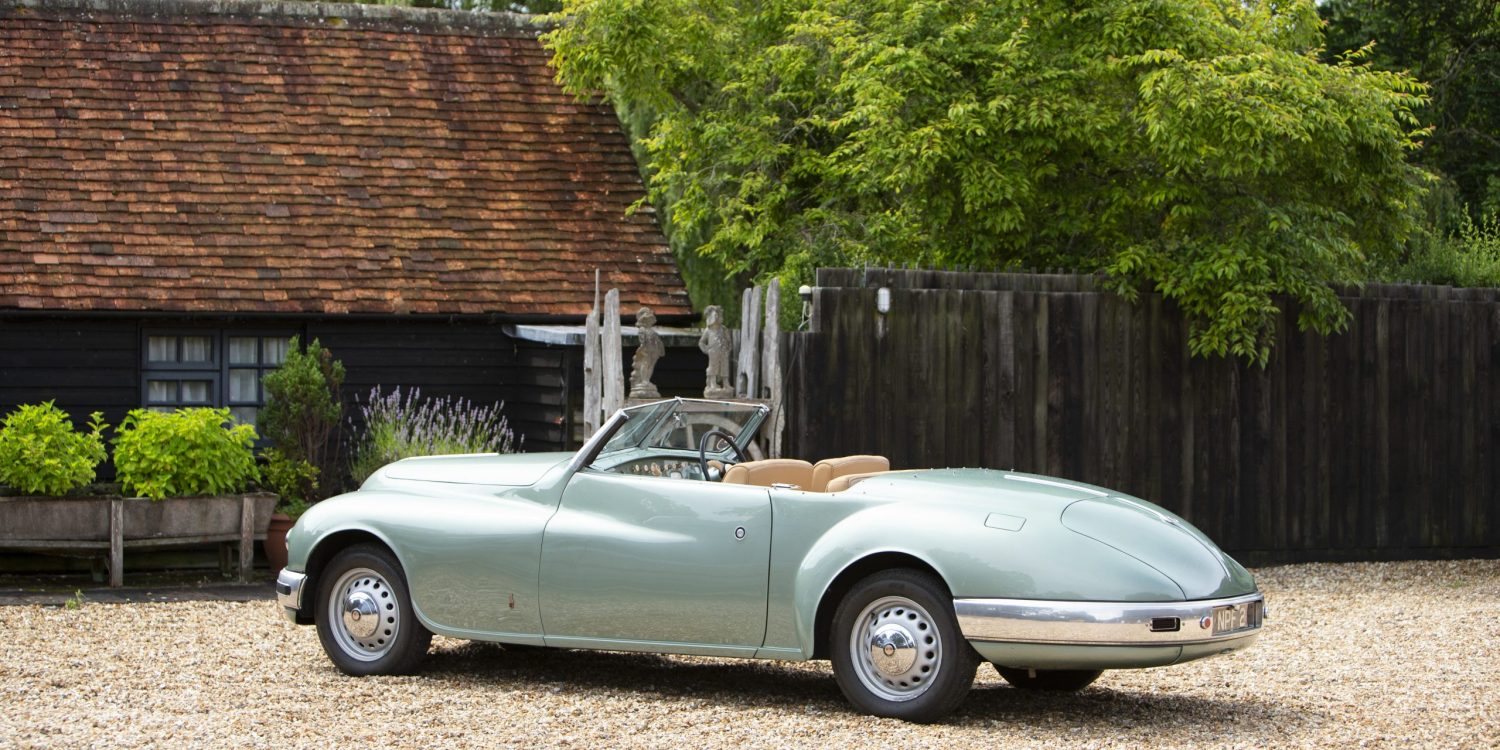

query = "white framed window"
[[141, 330, 296, 424]]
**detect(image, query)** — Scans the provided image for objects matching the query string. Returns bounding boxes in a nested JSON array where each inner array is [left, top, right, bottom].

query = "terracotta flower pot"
[[265, 513, 295, 576]]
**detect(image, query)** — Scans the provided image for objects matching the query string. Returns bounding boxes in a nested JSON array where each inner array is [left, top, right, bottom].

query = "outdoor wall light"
[[876, 287, 891, 314]]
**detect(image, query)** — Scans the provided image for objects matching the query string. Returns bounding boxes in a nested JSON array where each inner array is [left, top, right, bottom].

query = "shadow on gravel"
[[417, 641, 1305, 737]]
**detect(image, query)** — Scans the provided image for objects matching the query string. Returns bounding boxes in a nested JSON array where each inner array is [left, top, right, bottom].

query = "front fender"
[[287, 485, 557, 640]]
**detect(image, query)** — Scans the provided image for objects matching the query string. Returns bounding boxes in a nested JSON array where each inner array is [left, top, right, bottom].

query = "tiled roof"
[[0, 0, 691, 317]]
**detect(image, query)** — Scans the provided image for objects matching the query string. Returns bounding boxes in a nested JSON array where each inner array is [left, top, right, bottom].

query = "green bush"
[[113, 408, 259, 501], [0, 402, 108, 496], [1390, 211, 1500, 287], [350, 386, 519, 485], [260, 447, 318, 517], [259, 337, 345, 501]]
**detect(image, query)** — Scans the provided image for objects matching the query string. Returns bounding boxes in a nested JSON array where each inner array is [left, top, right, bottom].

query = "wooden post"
[[762, 281, 783, 457], [602, 289, 624, 418], [109, 497, 123, 588], [737, 286, 762, 397], [583, 307, 601, 436], [239, 495, 254, 583]]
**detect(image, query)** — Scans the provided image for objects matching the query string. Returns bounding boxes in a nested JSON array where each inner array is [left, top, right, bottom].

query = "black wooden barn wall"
[[783, 268, 1500, 564], [0, 315, 581, 459]]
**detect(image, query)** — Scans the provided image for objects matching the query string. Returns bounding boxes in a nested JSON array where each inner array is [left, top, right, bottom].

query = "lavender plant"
[[349, 386, 520, 485]]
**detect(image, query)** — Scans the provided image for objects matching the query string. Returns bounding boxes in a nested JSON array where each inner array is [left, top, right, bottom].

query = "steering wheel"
[[698, 428, 748, 481]]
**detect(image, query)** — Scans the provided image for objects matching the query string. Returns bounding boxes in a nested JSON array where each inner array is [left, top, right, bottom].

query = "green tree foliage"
[[259, 337, 346, 501], [0, 402, 108, 496], [113, 409, 259, 501], [546, 0, 1429, 360], [1322, 0, 1500, 218]]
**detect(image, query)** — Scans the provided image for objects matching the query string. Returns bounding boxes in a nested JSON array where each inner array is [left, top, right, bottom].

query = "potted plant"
[[256, 337, 345, 573], [0, 404, 275, 586], [259, 448, 315, 576]]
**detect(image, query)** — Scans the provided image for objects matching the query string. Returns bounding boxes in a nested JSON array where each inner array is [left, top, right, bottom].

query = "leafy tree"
[[546, 0, 1429, 361], [1322, 0, 1500, 218]]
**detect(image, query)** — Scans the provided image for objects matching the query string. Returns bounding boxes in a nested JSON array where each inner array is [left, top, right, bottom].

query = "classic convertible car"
[[277, 398, 1264, 722]]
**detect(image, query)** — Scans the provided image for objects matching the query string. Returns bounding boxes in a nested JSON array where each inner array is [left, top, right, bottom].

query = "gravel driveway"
[[2, 559, 1496, 749]]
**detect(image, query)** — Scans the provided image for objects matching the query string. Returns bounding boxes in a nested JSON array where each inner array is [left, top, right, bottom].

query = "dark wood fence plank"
[[789, 271, 1500, 561]]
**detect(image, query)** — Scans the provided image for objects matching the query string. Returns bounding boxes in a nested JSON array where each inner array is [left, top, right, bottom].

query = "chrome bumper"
[[954, 592, 1265, 646], [276, 569, 308, 624]]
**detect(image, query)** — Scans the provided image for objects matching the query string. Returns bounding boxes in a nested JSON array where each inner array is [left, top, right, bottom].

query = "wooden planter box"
[[0, 492, 277, 586]]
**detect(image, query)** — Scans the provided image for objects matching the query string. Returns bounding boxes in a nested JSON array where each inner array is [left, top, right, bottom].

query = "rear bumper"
[[276, 569, 308, 624], [954, 592, 1264, 646]]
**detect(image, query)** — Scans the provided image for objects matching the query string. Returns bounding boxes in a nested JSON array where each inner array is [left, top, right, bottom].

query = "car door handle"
[[734, 526, 746, 540]]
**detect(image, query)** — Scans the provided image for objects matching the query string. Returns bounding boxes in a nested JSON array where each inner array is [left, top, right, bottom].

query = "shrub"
[[1390, 210, 1500, 287], [258, 337, 345, 501], [349, 386, 520, 485], [113, 408, 259, 500], [260, 447, 318, 516], [0, 402, 108, 495]]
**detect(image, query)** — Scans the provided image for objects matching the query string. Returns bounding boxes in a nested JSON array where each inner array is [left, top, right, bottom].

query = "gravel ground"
[[1, 559, 1497, 749]]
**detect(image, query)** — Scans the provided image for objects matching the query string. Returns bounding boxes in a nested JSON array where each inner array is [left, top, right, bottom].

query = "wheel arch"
[[296, 528, 399, 624], [810, 551, 949, 660]]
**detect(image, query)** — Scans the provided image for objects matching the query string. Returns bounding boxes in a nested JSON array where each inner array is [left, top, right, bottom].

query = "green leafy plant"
[[546, 0, 1430, 362], [64, 589, 85, 610], [258, 337, 345, 501], [260, 447, 319, 517], [1390, 210, 1500, 287], [0, 402, 109, 496], [112, 408, 259, 501], [349, 386, 520, 485]]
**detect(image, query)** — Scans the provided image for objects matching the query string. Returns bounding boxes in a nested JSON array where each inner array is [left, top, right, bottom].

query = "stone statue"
[[628, 306, 664, 399], [699, 305, 734, 399]]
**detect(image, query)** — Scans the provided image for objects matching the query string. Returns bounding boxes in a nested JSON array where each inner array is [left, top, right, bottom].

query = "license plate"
[[1212, 601, 1262, 635]]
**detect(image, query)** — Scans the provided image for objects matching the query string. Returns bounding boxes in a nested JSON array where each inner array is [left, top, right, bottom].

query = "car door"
[[538, 468, 772, 656]]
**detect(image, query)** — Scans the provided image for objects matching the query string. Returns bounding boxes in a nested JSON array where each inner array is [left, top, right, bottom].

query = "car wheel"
[[830, 569, 978, 722], [993, 665, 1103, 691], [315, 544, 432, 676]]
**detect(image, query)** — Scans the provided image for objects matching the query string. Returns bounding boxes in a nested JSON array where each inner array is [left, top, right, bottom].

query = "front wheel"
[[993, 665, 1103, 691], [830, 569, 978, 722], [315, 544, 432, 676]]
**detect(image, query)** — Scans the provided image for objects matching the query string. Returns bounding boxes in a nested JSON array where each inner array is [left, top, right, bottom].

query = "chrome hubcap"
[[342, 592, 380, 639], [328, 567, 399, 661], [850, 596, 941, 701]]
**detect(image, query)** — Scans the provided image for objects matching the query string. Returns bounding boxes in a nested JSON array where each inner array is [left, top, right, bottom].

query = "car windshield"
[[593, 399, 767, 458]]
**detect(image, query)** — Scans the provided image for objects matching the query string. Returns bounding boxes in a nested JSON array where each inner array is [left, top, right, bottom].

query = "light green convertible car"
[[277, 398, 1264, 722]]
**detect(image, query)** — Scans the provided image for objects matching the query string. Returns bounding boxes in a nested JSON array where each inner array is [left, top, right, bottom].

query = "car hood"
[[374, 451, 573, 487]]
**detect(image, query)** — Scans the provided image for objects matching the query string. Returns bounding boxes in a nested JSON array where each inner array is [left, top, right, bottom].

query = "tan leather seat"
[[824, 470, 892, 493], [722, 459, 815, 489], [810, 455, 890, 492]]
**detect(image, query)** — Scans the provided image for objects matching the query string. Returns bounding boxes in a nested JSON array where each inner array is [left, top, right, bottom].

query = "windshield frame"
[[570, 398, 771, 473]]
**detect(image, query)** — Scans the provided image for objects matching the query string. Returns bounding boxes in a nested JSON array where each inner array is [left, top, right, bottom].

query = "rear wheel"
[[315, 544, 432, 676], [830, 569, 978, 722], [993, 665, 1103, 691]]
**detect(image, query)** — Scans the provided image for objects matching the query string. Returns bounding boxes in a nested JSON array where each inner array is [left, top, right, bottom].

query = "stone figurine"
[[699, 305, 734, 399], [628, 306, 664, 399]]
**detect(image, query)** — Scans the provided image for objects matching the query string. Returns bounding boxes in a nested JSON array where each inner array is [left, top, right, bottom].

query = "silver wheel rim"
[[328, 567, 400, 662], [849, 595, 942, 702]]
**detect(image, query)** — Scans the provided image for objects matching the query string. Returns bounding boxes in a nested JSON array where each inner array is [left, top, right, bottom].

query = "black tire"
[[830, 569, 979, 722], [993, 665, 1103, 691], [315, 544, 432, 676]]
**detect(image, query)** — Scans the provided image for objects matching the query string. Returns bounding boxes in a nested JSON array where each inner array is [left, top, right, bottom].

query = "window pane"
[[230, 406, 258, 425], [181, 380, 211, 404], [147, 336, 178, 363], [228, 337, 259, 365], [229, 369, 259, 402], [263, 337, 292, 366], [181, 336, 212, 363], [147, 380, 178, 403]]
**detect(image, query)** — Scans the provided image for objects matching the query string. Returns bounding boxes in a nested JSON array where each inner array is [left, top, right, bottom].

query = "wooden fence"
[[782, 268, 1500, 563]]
